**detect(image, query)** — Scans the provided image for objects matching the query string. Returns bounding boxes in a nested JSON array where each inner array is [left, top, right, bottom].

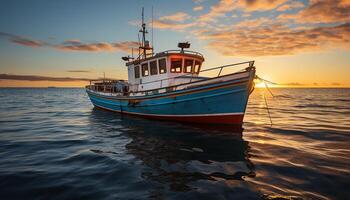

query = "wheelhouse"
[[126, 50, 205, 92]]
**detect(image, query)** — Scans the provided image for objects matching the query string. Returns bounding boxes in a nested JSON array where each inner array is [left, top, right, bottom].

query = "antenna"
[[138, 33, 141, 45], [137, 7, 152, 60], [152, 6, 154, 54], [137, 33, 141, 59]]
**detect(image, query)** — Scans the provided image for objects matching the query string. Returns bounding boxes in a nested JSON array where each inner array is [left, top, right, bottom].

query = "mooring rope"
[[263, 93, 273, 126], [255, 75, 276, 126]]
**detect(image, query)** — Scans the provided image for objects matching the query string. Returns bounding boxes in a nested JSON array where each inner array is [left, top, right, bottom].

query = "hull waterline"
[[94, 105, 244, 125]]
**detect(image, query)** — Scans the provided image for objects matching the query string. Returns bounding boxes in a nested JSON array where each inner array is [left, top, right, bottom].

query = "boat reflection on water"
[[90, 108, 259, 199]]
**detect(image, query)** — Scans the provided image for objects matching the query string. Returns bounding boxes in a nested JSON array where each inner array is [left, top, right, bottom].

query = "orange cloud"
[[153, 20, 195, 30], [152, 12, 194, 31], [279, 0, 350, 23], [236, 0, 288, 11], [339, 0, 350, 7], [197, 0, 289, 23], [277, 1, 304, 11], [159, 12, 191, 22], [152, 0, 350, 57], [199, 0, 235, 22], [193, 5, 204, 11], [234, 17, 273, 28], [196, 23, 350, 56]]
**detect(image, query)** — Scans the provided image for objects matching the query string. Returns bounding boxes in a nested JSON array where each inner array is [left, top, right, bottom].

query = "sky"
[[0, 0, 349, 87]]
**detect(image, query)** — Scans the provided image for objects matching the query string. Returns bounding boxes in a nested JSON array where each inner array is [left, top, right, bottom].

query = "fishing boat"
[[86, 10, 256, 125]]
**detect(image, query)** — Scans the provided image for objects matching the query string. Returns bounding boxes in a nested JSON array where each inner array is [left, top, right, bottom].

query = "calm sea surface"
[[0, 88, 349, 199]]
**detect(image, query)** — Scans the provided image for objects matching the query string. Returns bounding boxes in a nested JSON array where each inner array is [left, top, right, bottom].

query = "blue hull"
[[86, 72, 254, 124]]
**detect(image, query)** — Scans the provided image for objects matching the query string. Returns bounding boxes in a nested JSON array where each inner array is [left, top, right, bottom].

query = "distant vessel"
[[86, 9, 255, 125]]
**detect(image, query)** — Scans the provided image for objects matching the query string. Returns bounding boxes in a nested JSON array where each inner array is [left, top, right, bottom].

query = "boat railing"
[[129, 60, 254, 87], [86, 60, 254, 96], [131, 49, 204, 63], [156, 49, 204, 58]]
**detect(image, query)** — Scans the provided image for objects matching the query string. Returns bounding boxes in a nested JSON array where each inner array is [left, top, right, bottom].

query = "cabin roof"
[[125, 50, 205, 66]]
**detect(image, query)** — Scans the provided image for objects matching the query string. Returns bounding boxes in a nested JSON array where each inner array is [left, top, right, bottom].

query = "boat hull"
[[86, 70, 255, 125], [94, 102, 245, 124]]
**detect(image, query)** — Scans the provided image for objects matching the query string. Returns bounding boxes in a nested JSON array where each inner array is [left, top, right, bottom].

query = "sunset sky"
[[0, 0, 349, 87]]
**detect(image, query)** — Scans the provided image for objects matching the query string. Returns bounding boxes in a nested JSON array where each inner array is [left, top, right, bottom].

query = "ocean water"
[[0, 88, 349, 200]]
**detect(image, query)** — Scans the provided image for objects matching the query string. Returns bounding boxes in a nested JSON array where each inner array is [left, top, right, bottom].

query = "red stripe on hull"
[[143, 113, 244, 124], [95, 105, 244, 125]]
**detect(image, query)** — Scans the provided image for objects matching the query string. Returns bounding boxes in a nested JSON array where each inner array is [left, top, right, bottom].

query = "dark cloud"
[[63, 40, 81, 45], [112, 41, 140, 52], [282, 82, 305, 86], [55, 42, 114, 52], [66, 70, 90, 73], [10, 38, 44, 47], [0, 32, 45, 47], [0, 32, 138, 53], [55, 41, 139, 52], [0, 74, 90, 82]]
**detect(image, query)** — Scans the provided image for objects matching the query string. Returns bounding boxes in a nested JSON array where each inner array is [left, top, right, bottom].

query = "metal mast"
[[122, 7, 154, 62], [151, 6, 154, 55], [139, 7, 148, 59]]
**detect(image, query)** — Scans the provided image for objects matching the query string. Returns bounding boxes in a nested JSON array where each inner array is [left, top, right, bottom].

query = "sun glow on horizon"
[[255, 82, 267, 88]]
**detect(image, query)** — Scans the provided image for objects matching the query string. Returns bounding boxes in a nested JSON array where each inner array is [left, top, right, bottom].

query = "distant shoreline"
[[0, 87, 85, 89]]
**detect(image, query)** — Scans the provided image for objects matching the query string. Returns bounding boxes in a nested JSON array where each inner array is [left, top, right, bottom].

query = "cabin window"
[[150, 60, 158, 75], [134, 65, 140, 78], [141, 63, 149, 76], [158, 58, 167, 74], [194, 60, 201, 73], [184, 59, 194, 73], [170, 58, 182, 73]]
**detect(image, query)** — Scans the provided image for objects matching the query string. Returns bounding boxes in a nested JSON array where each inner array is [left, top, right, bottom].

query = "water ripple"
[[0, 88, 349, 199]]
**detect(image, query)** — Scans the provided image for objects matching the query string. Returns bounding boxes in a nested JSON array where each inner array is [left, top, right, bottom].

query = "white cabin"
[[126, 50, 205, 92]]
